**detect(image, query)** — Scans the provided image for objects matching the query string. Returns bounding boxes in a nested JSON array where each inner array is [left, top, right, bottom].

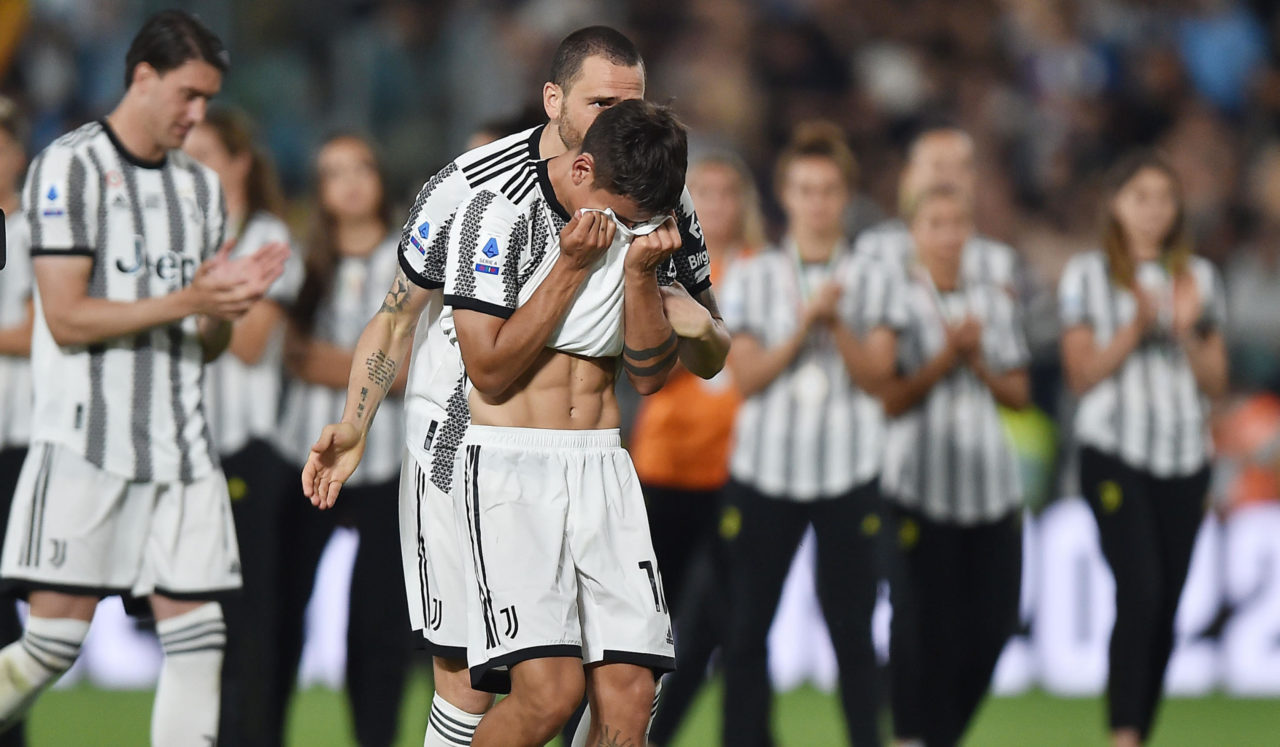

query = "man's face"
[[903, 131, 976, 201], [546, 56, 644, 152], [566, 153, 658, 229], [135, 59, 222, 151]]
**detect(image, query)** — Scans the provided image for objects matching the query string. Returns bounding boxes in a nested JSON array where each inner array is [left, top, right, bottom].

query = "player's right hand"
[[559, 209, 615, 272], [190, 239, 291, 320], [302, 422, 366, 510], [801, 281, 842, 328]]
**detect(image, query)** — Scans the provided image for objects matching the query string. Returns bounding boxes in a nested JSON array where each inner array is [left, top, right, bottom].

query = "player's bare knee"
[[432, 657, 493, 714], [511, 660, 584, 733], [589, 663, 656, 721]]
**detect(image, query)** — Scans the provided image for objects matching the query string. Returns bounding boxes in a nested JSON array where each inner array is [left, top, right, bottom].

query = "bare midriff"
[[469, 347, 620, 430]]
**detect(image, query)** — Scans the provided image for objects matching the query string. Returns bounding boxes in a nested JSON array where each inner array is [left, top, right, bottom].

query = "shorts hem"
[[470, 644, 581, 692], [150, 585, 242, 602], [422, 638, 467, 660], [0, 578, 130, 601], [595, 649, 676, 676]]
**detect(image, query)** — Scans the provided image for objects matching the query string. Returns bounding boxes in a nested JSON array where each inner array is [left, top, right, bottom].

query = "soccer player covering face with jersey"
[[0, 11, 288, 745], [439, 100, 686, 747], [302, 26, 728, 747]]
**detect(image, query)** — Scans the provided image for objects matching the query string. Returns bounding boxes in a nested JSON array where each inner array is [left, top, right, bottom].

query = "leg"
[[648, 534, 730, 745], [720, 481, 810, 747], [472, 657, 584, 747], [810, 484, 883, 747], [345, 479, 413, 747], [218, 442, 287, 747], [581, 663, 656, 746], [1079, 448, 1164, 741], [643, 485, 719, 620], [887, 504, 926, 744], [904, 515, 964, 747], [150, 595, 227, 746], [944, 512, 1022, 745], [1136, 468, 1210, 742], [0, 591, 94, 731], [426, 656, 492, 747], [0, 448, 29, 747]]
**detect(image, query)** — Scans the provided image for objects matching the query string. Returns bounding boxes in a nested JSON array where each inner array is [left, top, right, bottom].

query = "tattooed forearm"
[[378, 269, 411, 315], [622, 347, 679, 377], [623, 330, 678, 361], [596, 726, 636, 747], [365, 349, 398, 393]]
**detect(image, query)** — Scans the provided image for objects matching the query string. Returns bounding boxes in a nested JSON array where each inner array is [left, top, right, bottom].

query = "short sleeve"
[[399, 162, 471, 291], [1196, 260, 1228, 332], [24, 145, 98, 258], [236, 214, 303, 306], [985, 293, 1031, 372], [204, 169, 226, 261], [841, 257, 908, 333], [1057, 254, 1092, 328], [443, 191, 524, 319], [662, 187, 712, 295]]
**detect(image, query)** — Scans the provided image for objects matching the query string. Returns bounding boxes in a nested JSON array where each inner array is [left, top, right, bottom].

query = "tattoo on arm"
[[622, 347, 679, 377], [365, 349, 397, 393], [378, 269, 411, 314], [596, 726, 636, 747], [623, 330, 678, 361]]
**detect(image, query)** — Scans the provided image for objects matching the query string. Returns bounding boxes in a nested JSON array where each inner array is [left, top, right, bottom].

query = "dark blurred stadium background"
[[4, 1, 1280, 744]]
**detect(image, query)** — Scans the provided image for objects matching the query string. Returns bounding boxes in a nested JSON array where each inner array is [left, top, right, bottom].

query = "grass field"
[[26, 670, 1280, 745]]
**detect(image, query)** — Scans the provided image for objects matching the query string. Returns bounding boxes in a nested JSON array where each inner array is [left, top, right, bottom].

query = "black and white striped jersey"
[[1058, 250, 1226, 477], [854, 218, 1020, 291], [881, 273, 1030, 524], [275, 235, 404, 485], [406, 126, 713, 493], [23, 120, 225, 483], [720, 245, 898, 500], [0, 210, 31, 451], [204, 211, 303, 457]]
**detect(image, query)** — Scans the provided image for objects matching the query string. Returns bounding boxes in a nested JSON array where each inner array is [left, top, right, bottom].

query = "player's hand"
[[951, 316, 983, 358], [660, 281, 715, 339], [1131, 285, 1159, 334], [801, 281, 842, 329], [1171, 272, 1203, 339], [559, 210, 615, 272], [302, 422, 367, 510], [625, 217, 681, 274], [189, 240, 290, 320]]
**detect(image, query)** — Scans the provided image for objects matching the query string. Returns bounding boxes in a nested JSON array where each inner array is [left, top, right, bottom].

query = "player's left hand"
[[660, 281, 715, 339], [1171, 272, 1203, 339], [625, 216, 681, 274], [303, 422, 366, 510], [199, 240, 291, 319]]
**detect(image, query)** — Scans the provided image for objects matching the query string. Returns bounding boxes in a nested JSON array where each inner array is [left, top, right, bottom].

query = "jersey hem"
[[444, 295, 514, 320]]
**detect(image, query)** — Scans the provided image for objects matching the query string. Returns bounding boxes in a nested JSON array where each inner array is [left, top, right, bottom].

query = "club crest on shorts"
[[500, 605, 519, 638]]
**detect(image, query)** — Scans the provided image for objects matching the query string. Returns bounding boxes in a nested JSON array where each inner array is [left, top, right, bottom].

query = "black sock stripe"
[[429, 710, 475, 742], [427, 713, 471, 746], [157, 617, 225, 640], [162, 642, 226, 657], [430, 702, 478, 734], [25, 631, 84, 655], [22, 636, 77, 664], [160, 630, 227, 652], [21, 640, 67, 673]]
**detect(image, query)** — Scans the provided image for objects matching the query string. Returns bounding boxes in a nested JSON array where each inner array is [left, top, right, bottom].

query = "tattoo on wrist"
[[356, 386, 368, 421], [378, 271, 411, 314], [365, 350, 397, 392], [596, 726, 636, 747]]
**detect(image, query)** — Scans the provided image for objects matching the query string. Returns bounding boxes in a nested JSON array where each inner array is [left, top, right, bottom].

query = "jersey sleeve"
[[201, 166, 226, 261], [237, 215, 303, 306], [660, 187, 713, 295], [1194, 259, 1228, 333], [24, 144, 98, 258], [442, 191, 524, 319], [1057, 254, 1093, 329], [399, 162, 471, 290], [841, 257, 909, 334]]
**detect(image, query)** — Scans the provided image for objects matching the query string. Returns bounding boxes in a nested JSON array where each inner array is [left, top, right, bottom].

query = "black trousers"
[[219, 446, 413, 747], [643, 485, 721, 620], [1079, 447, 1208, 741], [0, 447, 27, 747], [648, 493, 731, 746], [888, 504, 1021, 747], [721, 480, 882, 747]]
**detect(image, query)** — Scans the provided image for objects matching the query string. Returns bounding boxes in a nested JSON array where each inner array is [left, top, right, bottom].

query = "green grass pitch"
[[25, 670, 1280, 745]]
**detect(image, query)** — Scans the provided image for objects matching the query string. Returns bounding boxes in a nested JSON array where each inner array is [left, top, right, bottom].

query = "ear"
[[570, 153, 594, 187], [130, 61, 158, 91], [543, 82, 562, 121]]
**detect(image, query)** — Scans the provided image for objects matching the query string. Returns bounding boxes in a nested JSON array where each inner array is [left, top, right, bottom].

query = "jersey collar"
[[99, 119, 167, 169], [535, 159, 572, 223]]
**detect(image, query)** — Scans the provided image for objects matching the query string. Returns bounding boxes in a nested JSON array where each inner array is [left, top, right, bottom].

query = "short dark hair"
[[581, 100, 687, 215], [549, 26, 644, 93], [124, 10, 229, 88]]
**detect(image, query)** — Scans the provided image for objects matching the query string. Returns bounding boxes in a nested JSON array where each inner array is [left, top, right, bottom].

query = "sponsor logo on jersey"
[[481, 237, 500, 259], [475, 263, 499, 275], [42, 185, 64, 216], [686, 249, 710, 271], [46, 185, 58, 201], [417, 221, 431, 239], [116, 235, 198, 285]]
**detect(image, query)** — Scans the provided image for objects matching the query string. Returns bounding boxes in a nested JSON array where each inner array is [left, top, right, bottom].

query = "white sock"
[[571, 679, 663, 747], [424, 692, 484, 746], [152, 603, 225, 746], [0, 616, 89, 730]]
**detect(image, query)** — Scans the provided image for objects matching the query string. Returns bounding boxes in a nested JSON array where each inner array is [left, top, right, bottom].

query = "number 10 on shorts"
[[638, 560, 668, 614]]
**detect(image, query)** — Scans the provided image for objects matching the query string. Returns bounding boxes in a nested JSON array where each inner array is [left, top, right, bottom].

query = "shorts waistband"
[[463, 425, 621, 451]]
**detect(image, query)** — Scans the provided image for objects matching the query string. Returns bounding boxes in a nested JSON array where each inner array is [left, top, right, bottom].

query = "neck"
[[791, 228, 841, 263], [105, 99, 166, 163], [539, 123, 567, 159], [923, 252, 960, 291], [546, 154, 577, 213], [1129, 242, 1161, 264], [224, 189, 247, 227], [0, 189, 17, 216], [335, 217, 385, 257]]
